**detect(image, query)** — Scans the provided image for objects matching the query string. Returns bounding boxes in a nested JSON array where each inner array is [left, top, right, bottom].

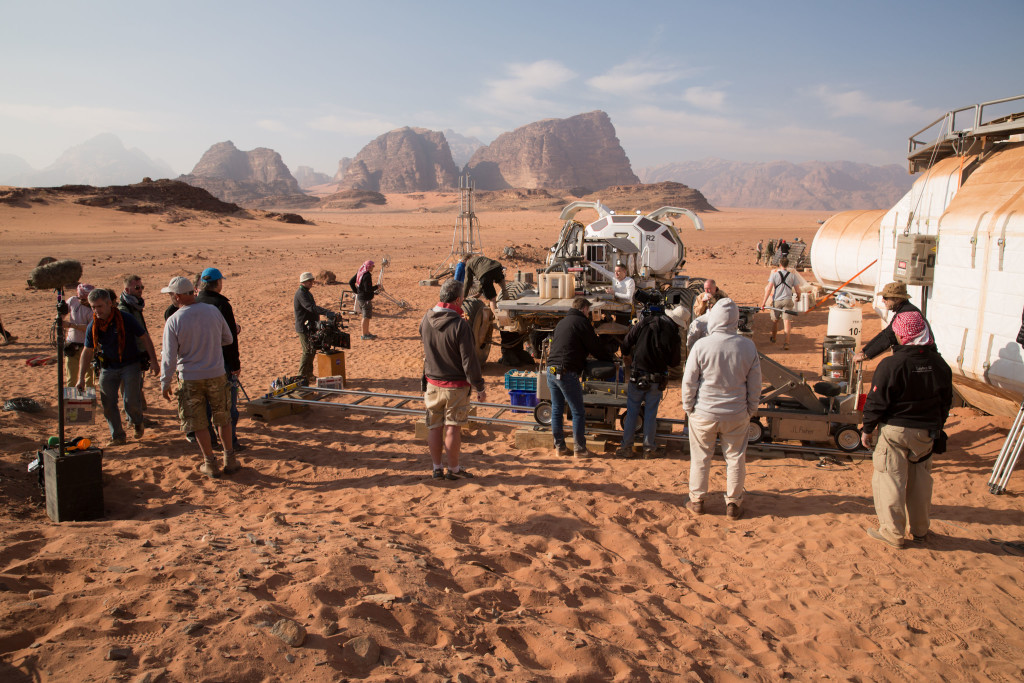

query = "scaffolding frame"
[[424, 175, 483, 283]]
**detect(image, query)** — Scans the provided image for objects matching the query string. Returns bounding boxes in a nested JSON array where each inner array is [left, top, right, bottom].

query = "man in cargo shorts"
[[420, 279, 486, 480], [159, 276, 237, 479]]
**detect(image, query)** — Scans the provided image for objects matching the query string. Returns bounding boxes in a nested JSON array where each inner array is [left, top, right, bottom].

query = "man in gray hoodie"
[[682, 298, 762, 519], [420, 279, 486, 480]]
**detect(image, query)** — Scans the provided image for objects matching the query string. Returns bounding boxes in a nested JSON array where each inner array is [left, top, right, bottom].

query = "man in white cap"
[[294, 271, 338, 384], [159, 275, 236, 478]]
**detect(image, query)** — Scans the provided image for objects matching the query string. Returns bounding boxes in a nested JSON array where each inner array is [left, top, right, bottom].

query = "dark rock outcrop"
[[337, 128, 459, 193], [582, 181, 716, 213], [465, 111, 639, 192], [4, 179, 240, 215], [637, 158, 913, 210], [178, 141, 317, 208]]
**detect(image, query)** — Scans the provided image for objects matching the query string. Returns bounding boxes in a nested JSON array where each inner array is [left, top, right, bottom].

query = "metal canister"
[[822, 335, 856, 385]]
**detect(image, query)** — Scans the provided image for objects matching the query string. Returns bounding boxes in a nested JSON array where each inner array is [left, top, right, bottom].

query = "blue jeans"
[[98, 363, 143, 439], [547, 370, 586, 450], [620, 382, 663, 449]]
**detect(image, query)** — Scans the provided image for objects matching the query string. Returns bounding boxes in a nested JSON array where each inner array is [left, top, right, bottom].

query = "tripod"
[[53, 289, 70, 454], [989, 400, 1024, 494]]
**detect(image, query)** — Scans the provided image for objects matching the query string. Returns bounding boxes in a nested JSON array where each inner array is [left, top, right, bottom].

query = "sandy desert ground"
[[0, 191, 1022, 682]]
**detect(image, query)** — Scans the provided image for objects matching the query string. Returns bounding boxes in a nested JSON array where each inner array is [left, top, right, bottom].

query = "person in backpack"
[[349, 260, 379, 341], [761, 256, 797, 350], [616, 292, 681, 459]]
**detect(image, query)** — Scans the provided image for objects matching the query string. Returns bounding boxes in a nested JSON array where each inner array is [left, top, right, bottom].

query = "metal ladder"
[[989, 400, 1024, 494]]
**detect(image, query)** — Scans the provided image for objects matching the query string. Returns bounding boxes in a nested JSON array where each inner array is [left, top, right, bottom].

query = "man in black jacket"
[[616, 297, 681, 458], [546, 297, 614, 457], [463, 254, 505, 312], [860, 311, 952, 549], [197, 267, 244, 451], [294, 272, 337, 384], [854, 281, 935, 362]]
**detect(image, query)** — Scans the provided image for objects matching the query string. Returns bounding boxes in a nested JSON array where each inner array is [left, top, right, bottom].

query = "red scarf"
[[92, 308, 126, 362], [437, 301, 464, 316]]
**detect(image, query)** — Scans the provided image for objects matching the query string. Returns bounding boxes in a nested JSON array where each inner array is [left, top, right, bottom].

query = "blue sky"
[[2, 0, 1021, 175]]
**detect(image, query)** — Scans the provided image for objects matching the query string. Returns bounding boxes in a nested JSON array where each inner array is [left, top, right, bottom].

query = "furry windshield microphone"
[[28, 260, 83, 291]]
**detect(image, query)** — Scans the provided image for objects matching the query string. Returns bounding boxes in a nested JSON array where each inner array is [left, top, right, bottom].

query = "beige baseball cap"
[[160, 276, 193, 294]]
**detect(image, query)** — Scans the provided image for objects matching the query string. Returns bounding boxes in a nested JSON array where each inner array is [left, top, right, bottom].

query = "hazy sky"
[[3, 0, 1022, 175]]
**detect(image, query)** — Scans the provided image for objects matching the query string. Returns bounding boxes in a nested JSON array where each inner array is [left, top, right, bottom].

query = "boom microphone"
[[28, 260, 83, 291]]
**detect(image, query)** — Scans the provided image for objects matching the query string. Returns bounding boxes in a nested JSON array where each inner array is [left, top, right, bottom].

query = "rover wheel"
[[747, 418, 765, 444], [834, 425, 862, 452]]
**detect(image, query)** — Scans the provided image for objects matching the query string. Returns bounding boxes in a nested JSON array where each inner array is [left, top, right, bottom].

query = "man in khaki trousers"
[[682, 298, 762, 520], [860, 311, 952, 548]]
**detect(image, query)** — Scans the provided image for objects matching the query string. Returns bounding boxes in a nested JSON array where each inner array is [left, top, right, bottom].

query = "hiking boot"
[[106, 435, 128, 448], [642, 447, 659, 459], [222, 452, 242, 475], [553, 445, 571, 457], [232, 439, 247, 453], [686, 500, 704, 516], [432, 468, 445, 479], [446, 467, 474, 479], [866, 527, 904, 549], [911, 532, 929, 543], [574, 448, 594, 458], [133, 424, 145, 439], [615, 445, 632, 459], [726, 503, 743, 520], [199, 461, 221, 479]]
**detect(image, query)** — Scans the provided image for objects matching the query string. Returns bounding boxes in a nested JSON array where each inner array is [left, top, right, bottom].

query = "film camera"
[[633, 288, 665, 317], [306, 317, 350, 354]]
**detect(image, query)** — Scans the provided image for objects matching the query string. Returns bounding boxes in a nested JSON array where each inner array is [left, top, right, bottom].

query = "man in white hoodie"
[[682, 298, 762, 519]]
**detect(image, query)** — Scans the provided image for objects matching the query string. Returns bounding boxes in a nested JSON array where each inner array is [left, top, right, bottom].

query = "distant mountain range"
[[0, 133, 174, 187], [637, 159, 914, 210], [2, 128, 917, 211]]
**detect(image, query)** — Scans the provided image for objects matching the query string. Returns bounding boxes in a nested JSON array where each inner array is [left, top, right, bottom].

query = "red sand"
[[0, 195, 1021, 682]]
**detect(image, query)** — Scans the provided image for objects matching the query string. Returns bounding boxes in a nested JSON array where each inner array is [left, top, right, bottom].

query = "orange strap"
[[806, 259, 878, 313]]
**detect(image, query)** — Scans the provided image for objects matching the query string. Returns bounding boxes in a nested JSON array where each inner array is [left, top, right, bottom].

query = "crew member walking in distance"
[[350, 260, 379, 341]]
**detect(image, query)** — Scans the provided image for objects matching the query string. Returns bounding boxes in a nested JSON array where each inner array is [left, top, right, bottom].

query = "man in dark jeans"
[[293, 272, 337, 384], [617, 297, 681, 459], [546, 297, 614, 458], [197, 267, 244, 451]]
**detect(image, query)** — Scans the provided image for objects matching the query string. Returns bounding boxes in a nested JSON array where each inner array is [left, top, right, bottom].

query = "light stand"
[[54, 289, 69, 455]]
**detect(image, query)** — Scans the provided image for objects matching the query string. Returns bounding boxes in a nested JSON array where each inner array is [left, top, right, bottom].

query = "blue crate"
[[504, 369, 538, 392], [509, 390, 539, 413]]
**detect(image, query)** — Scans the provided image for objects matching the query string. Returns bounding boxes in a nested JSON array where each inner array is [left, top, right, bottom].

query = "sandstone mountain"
[[3, 133, 175, 187], [178, 141, 317, 208], [337, 127, 459, 193], [443, 129, 484, 168], [465, 111, 639, 192], [0, 153, 33, 184], [333, 158, 352, 182], [293, 165, 332, 189], [583, 181, 716, 213], [637, 158, 914, 211]]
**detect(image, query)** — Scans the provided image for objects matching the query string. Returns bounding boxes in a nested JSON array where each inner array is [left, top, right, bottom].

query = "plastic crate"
[[509, 390, 539, 413], [504, 369, 538, 392]]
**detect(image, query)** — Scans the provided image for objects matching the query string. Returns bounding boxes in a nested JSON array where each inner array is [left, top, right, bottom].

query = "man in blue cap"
[[197, 267, 244, 451]]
